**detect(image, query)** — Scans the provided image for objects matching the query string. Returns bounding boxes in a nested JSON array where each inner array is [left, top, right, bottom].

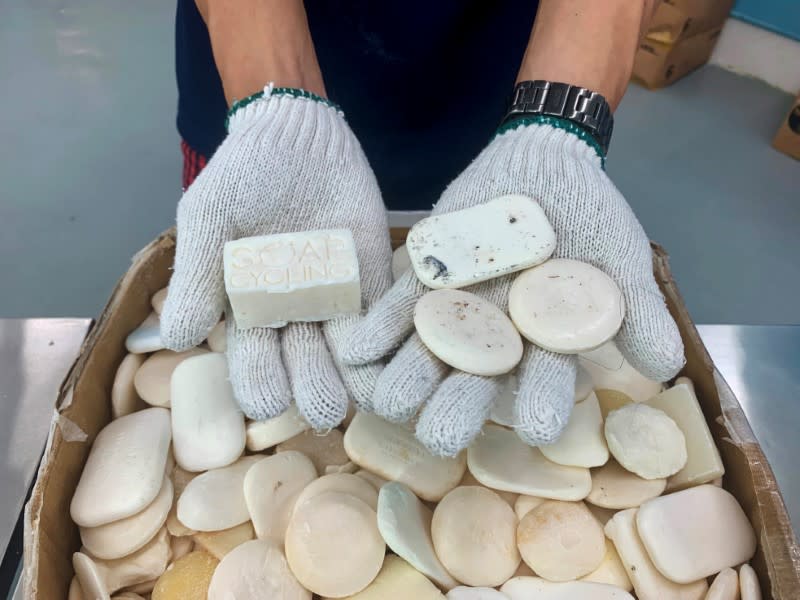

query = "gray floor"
[[1, 0, 798, 323]]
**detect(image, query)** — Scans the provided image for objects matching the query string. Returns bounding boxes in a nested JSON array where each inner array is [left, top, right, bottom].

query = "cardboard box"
[[22, 228, 800, 598], [646, 0, 735, 44], [772, 94, 800, 160], [634, 27, 722, 89]]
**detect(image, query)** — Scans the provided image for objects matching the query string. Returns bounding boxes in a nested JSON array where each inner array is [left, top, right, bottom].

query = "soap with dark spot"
[[406, 195, 556, 289]]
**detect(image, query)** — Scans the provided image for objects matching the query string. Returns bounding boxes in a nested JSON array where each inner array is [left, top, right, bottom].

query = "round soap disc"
[[604, 404, 687, 480], [285, 491, 385, 597], [516, 500, 606, 582], [208, 540, 309, 600], [414, 289, 523, 376], [431, 486, 520, 587], [587, 459, 666, 509], [292, 473, 379, 514], [508, 259, 625, 354]]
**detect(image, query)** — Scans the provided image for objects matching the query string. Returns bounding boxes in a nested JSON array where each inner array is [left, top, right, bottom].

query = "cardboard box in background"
[[646, 0, 736, 44], [634, 27, 722, 89], [773, 94, 800, 160], [22, 229, 800, 598]]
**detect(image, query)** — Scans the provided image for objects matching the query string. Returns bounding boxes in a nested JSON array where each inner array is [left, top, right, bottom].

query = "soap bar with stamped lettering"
[[223, 229, 361, 329], [406, 195, 556, 289]]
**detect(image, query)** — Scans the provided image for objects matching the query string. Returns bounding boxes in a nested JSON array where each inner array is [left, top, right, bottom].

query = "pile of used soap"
[[67, 282, 761, 600]]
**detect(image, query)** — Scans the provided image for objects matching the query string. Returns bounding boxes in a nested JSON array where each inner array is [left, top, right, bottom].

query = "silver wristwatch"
[[502, 80, 614, 155]]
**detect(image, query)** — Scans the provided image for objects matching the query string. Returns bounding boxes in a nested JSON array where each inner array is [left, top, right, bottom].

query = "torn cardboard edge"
[[23, 229, 800, 599]]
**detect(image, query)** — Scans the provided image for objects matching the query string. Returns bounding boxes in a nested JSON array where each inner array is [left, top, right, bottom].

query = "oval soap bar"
[[414, 289, 523, 376], [71, 408, 171, 527], [509, 259, 624, 354], [134, 348, 208, 408]]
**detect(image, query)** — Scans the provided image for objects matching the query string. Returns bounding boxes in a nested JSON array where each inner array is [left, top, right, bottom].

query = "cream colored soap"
[[208, 539, 310, 600], [73, 528, 171, 596], [739, 564, 762, 600], [111, 354, 148, 419], [509, 259, 624, 354], [587, 459, 666, 509], [645, 382, 725, 491], [81, 476, 173, 560], [285, 492, 385, 597], [171, 353, 245, 472], [446, 587, 509, 600], [166, 466, 197, 537], [223, 229, 361, 329], [578, 341, 664, 408], [206, 320, 226, 352], [406, 195, 556, 289], [517, 501, 605, 581], [414, 289, 523, 376], [467, 424, 591, 500], [151, 550, 218, 600], [514, 495, 545, 520], [392, 244, 412, 281], [177, 456, 262, 531], [579, 541, 632, 591], [377, 482, 459, 590], [636, 485, 757, 583], [540, 392, 609, 468], [151, 287, 168, 314], [605, 403, 687, 479], [329, 555, 445, 600], [432, 486, 520, 587], [604, 509, 708, 599], [501, 576, 635, 600], [344, 412, 466, 502], [245, 404, 311, 451], [706, 568, 740, 600], [125, 312, 165, 354], [276, 428, 349, 473], [192, 521, 254, 559], [295, 473, 378, 513], [459, 469, 518, 507], [243, 451, 318, 543], [71, 408, 172, 527], [133, 347, 208, 408]]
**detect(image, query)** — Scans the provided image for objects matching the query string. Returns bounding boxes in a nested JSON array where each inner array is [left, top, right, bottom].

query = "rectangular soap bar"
[[645, 381, 724, 491], [406, 195, 556, 289], [223, 229, 361, 329]]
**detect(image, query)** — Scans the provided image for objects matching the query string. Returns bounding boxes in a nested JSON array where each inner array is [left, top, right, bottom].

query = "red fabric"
[[181, 140, 208, 189]]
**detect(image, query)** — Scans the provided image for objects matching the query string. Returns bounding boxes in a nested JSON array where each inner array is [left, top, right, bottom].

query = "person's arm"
[[517, 0, 658, 110], [196, 0, 326, 105]]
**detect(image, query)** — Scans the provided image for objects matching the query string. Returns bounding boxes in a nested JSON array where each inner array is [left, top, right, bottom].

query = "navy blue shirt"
[[176, 1, 539, 210]]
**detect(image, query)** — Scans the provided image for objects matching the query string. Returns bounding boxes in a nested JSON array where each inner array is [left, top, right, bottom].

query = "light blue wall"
[[733, 0, 800, 41]]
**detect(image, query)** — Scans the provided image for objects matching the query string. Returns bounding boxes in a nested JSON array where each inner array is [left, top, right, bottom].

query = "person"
[[162, 0, 685, 457]]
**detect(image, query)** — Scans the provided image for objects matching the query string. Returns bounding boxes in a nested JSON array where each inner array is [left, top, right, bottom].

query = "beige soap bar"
[[111, 354, 147, 419], [344, 412, 466, 502], [636, 485, 757, 583], [587, 459, 666, 509], [604, 509, 708, 599], [192, 521, 255, 559], [501, 577, 635, 600], [580, 541, 632, 591], [151, 550, 218, 600], [406, 195, 556, 289], [467, 424, 591, 501], [329, 555, 445, 600], [245, 404, 311, 451], [739, 564, 762, 600], [223, 229, 361, 329], [645, 382, 725, 491], [540, 392, 609, 468]]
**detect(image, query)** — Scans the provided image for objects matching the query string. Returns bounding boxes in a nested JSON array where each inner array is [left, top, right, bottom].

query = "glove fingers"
[[341, 269, 427, 365], [416, 371, 503, 457], [323, 314, 383, 412], [372, 333, 450, 423], [514, 344, 577, 446], [282, 322, 348, 430], [225, 315, 291, 421], [614, 275, 685, 382], [161, 202, 228, 351]]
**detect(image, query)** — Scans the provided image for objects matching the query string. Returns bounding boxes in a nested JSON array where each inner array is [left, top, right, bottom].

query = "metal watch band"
[[502, 80, 614, 155]]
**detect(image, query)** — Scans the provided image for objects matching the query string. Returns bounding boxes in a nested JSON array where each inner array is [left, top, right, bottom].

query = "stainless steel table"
[[1, 321, 798, 599]]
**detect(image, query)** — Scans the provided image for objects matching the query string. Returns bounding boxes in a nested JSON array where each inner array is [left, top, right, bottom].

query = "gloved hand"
[[161, 86, 393, 429], [344, 118, 685, 456]]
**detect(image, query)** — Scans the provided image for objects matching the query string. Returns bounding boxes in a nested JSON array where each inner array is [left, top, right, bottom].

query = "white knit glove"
[[344, 119, 685, 456], [161, 87, 393, 429]]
